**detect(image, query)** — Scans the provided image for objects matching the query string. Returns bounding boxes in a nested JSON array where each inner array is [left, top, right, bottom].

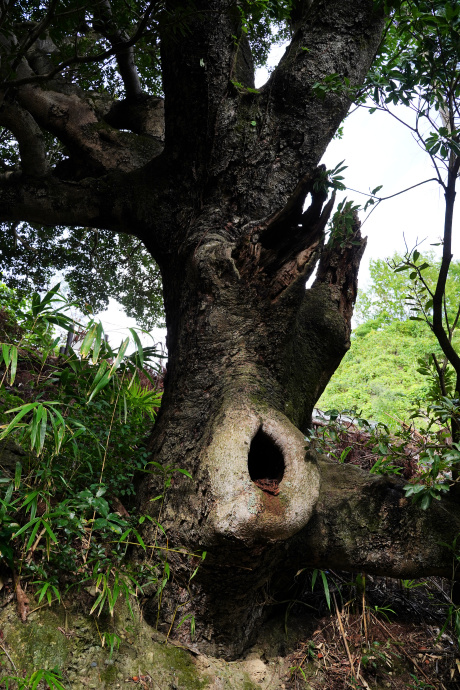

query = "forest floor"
[[282, 573, 460, 690], [280, 419, 460, 689], [1, 570, 459, 690]]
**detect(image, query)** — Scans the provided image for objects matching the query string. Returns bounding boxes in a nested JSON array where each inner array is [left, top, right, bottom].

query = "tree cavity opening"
[[248, 429, 284, 495]]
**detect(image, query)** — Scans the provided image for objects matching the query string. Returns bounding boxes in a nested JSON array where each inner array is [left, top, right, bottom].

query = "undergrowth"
[[0, 283, 204, 688]]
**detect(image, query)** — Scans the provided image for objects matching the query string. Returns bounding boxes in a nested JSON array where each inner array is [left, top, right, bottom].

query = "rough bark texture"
[[163, 457, 460, 659], [4, 0, 453, 660]]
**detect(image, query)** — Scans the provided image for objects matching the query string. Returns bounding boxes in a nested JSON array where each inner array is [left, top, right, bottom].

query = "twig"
[[333, 593, 356, 679], [362, 588, 368, 648], [26, 526, 46, 562], [0, 641, 17, 672]]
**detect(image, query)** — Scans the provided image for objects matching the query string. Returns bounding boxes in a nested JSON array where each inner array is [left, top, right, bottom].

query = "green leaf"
[[42, 519, 58, 543], [321, 570, 331, 610], [109, 337, 129, 377], [88, 371, 111, 402], [13, 516, 39, 541], [30, 669, 45, 690], [177, 468, 193, 479], [92, 322, 104, 364], [419, 493, 432, 510], [132, 529, 146, 550], [14, 461, 22, 490], [80, 323, 97, 359], [9, 345, 17, 385], [37, 582, 50, 604], [128, 327, 144, 367], [1, 343, 10, 367], [0, 403, 40, 440]]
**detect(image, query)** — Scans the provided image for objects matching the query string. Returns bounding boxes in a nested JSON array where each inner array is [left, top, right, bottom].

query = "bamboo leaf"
[[92, 322, 104, 364], [80, 323, 97, 359], [88, 371, 111, 402], [14, 461, 22, 490], [9, 345, 17, 385], [0, 403, 40, 440], [38, 406, 48, 455], [128, 327, 144, 366], [30, 669, 44, 690], [30, 405, 44, 452], [39, 283, 61, 310], [2, 343, 10, 368], [132, 529, 146, 551], [321, 570, 331, 610], [42, 519, 58, 543], [109, 337, 129, 376], [12, 517, 39, 540], [37, 582, 50, 604], [91, 359, 109, 388]]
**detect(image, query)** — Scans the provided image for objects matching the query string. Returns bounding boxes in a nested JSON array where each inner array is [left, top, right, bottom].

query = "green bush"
[[0, 284, 203, 637]]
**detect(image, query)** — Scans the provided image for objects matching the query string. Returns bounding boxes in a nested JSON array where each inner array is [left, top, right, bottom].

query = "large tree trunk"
[[130, 1, 387, 655], [138, 191, 366, 655], [137, 202, 460, 658]]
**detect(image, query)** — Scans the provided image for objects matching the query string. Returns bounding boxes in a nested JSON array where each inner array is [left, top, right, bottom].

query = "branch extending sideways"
[[0, 173, 130, 234], [293, 459, 460, 580]]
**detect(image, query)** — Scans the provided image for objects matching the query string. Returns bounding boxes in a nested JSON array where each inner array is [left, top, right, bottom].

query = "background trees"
[[320, 253, 460, 424]]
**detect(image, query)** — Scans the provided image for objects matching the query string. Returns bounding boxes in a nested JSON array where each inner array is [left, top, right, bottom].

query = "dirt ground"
[[283, 573, 460, 690]]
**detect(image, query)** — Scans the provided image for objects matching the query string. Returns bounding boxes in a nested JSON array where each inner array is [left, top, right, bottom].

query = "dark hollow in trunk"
[[248, 429, 285, 484]]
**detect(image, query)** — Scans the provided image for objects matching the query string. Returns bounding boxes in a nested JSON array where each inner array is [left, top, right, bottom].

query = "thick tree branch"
[[280, 214, 366, 432], [104, 95, 165, 139], [12, 84, 162, 177], [0, 99, 47, 176], [294, 459, 460, 579], [160, 0, 244, 168], [0, 162, 177, 262], [217, 0, 385, 221], [0, 172, 133, 234], [92, 0, 142, 101], [313, 211, 366, 341]]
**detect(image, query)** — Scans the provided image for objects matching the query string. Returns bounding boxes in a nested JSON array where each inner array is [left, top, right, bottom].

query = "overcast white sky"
[[96, 46, 457, 349]]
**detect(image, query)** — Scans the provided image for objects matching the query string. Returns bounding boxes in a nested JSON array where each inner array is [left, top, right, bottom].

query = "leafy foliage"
[[318, 318, 439, 426], [0, 283, 203, 653], [320, 252, 460, 424], [0, 225, 164, 330], [355, 252, 460, 324]]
